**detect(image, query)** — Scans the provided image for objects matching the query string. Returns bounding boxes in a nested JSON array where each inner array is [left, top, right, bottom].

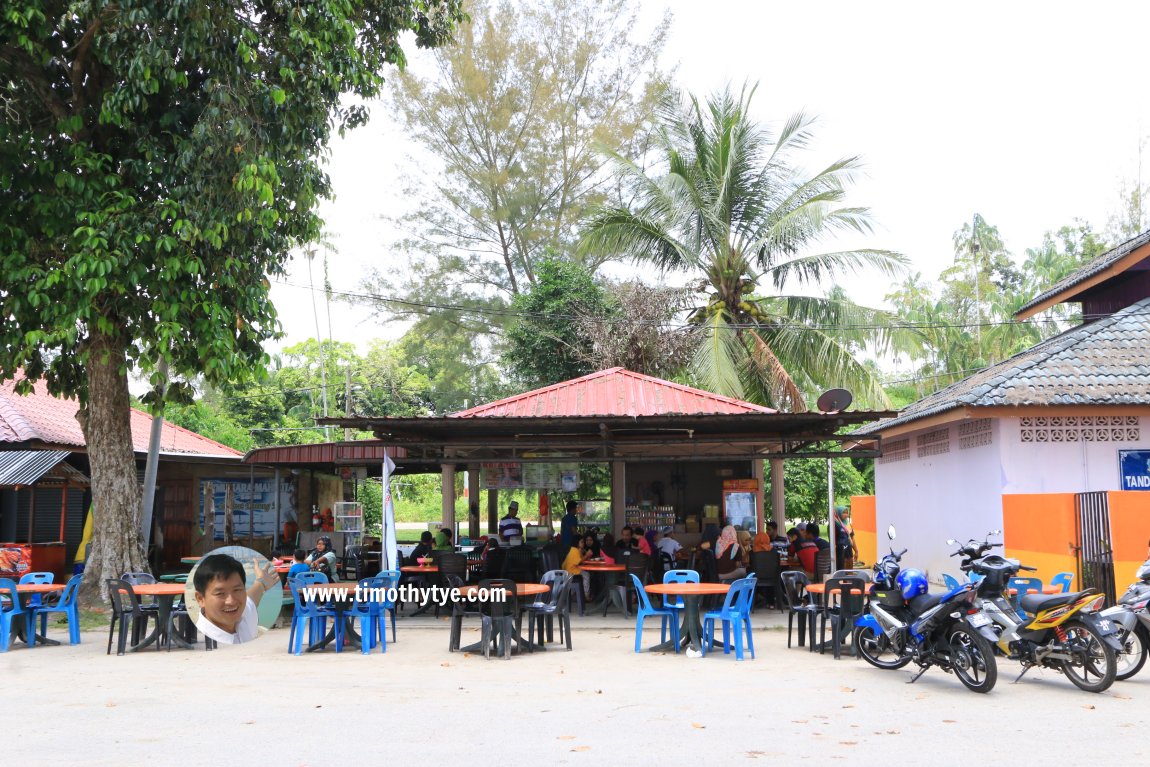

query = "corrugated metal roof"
[[0, 377, 243, 457], [858, 296, 1150, 435], [1016, 229, 1150, 316], [0, 450, 71, 486], [451, 368, 775, 419]]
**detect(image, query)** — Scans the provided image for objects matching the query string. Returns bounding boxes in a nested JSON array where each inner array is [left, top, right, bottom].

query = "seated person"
[[768, 521, 788, 545], [305, 535, 339, 580], [654, 528, 682, 559], [434, 527, 454, 551], [599, 533, 618, 564], [805, 522, 829, 551], [288, 549, 310, 579], [408, 531, 434, 564], [793, 529, 819, 577], [615, 526, 640, 554], [582, 532, 601, 559], [715, 525, 747, 581], [193, 553, 279, 645], [737, 530, 753, 567], [752, 529, 773, 553], [562, 536, 592, 600], [633, 525, 653, 556]]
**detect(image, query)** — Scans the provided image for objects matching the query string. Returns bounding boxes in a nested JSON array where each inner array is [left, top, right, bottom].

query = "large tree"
[[0, 0, 464, 601], [581, 86, 907, 410], [361, 0, 669, 330]]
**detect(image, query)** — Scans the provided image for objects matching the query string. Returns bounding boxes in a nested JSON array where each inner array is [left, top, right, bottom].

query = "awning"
[[0, 450, 71, 486]]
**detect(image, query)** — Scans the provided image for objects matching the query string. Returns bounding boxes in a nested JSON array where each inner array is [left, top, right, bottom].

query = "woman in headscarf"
[[306, 535, 339, 580], [715, 525, 747, 581]]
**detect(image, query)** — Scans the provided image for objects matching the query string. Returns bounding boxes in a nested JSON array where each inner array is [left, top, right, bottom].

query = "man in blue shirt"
[[559, 500, 579, 551]]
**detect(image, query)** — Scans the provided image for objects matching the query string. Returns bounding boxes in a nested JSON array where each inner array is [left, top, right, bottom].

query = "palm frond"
[[689, 309, 745, 400], [743, 329, 805, 411]]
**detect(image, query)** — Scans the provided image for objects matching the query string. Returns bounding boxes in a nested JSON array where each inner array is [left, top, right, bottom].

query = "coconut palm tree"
[[580, 85, 907, 410]]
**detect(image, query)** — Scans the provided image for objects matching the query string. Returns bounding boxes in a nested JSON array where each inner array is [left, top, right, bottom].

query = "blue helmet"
[[896, 568, 928, 600]]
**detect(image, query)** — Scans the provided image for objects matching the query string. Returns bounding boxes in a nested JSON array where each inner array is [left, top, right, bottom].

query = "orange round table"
[[458, 582, 549, 598], [1007, 586, 1062, 596], [581, 564, 628, 617], [400, 565, 439, 574], [13, 584, 67, 646], [117, 582, 190, 652], [180, 556, 201, 565], [644, 582, 731, 654], [804, 583, 865, 596]]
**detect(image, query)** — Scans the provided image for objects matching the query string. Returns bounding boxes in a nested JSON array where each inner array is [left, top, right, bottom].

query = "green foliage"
[[395, 317, 507, 413], [161, 399, 256, 453], [0, 0, 466, 402], [581, 85, 907, 410], [503, 258, 610, 388], [766, 456, 869, 528]]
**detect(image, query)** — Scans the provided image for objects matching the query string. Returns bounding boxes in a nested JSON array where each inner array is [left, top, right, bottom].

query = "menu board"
[[483, 462, 579, 490]]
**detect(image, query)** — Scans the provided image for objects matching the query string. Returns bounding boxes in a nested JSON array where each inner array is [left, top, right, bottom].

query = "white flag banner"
[[382, 454, 399, 571]]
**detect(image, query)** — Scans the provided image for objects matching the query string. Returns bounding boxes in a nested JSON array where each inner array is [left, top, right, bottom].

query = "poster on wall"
[[482, 462, 524, 489], [199, 478, 294, 540], [1119, 450, 1150, 490]]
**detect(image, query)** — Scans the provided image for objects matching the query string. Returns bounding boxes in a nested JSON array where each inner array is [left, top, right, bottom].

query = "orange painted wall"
[[851, 495, 876, 567], [1108, 491, 1150, 591], [1002, 493, 1078, 587]]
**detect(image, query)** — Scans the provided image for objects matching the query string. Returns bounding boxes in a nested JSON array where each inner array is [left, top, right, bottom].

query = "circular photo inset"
[[185, 546, 283, 646]]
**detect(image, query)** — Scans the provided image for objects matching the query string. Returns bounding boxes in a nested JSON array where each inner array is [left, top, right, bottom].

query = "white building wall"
[[873, 418, 1004, 584], [998, 416, 1148, 493]]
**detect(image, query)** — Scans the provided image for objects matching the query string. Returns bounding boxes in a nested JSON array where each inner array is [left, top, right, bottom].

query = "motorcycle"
[[1105, 551, 1150, 680], [949, 532, 1123, 692], [854, 526, 998, 693]]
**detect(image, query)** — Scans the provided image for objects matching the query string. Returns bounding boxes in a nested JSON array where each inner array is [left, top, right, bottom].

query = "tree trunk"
[[77, 331, 147, 607]]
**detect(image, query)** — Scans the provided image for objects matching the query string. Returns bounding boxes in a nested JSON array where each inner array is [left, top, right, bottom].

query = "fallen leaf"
[[942, 720, 956, 724], [558, 736, 576, 740], [1083, 704, 1095, 710], [841, 705, 854, 709], [242, 721, 255, 725], [746, 752, 765, 758], [792, 719, 808, 724], [691, 723, 706, 729], [440, 662, 451, 667], [462, 653, 472, 658], [839, 741, 858, 746], [886, 729, 900, 735], [595, 689, 603, 694], [840, 686, 855, 693], [1112, 694, 1131, 700], [571, 746, 591, 752], [105, 703, 116, 708]]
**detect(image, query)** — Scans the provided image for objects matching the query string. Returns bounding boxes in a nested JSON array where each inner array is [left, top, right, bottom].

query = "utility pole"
[[344, 367, 353, 442]]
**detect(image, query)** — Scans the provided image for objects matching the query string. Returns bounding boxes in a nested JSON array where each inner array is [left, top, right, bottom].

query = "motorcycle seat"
[[1019, 590, 1092, 615], [909, 591, 947, 615]]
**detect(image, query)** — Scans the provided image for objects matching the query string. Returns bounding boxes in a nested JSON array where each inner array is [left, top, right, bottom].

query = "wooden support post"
[[611, 461, 626, 536]]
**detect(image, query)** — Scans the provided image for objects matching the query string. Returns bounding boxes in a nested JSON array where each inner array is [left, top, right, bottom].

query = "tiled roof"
[[1016, 229, 1150, 317], [0, 377, 242, 457], [451, 367, 775, 418], [858, 296, 1150, 435]]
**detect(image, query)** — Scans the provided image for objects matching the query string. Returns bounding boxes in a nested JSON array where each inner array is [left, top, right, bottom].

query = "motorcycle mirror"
[[946, 538, 957, 545], [887, 525, 897, 540], [990, 530, 1001, 536]]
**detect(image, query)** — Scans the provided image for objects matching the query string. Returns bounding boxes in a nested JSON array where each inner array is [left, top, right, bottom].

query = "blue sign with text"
[[1119, 450, 1150, 491]]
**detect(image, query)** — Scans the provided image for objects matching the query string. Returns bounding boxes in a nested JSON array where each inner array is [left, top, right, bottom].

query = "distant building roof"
[[0, 450, 71, 486], [0, 378, 242, 458], [450, 367, 776, 418], [859, 296, 1150, 436], [1015, 229, 1150, 319]]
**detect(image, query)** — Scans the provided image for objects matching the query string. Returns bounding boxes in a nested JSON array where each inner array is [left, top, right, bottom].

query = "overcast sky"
[[266, 0, 1150, 355]]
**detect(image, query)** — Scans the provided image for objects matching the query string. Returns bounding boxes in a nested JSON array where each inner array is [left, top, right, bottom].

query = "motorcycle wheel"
[[1058, 620, 1116, 693], [854, 625, 911, 670], [1115, 624, 1148, 681], [947, 623, 997, 693]]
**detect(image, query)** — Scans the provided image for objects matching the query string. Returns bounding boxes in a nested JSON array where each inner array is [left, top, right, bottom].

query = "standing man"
[[499, 500, 524, 546], [560, 500, 580, 552]]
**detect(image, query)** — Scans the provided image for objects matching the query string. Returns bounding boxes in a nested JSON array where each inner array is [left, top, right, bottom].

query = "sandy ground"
[[6, 608, 1148, 765]]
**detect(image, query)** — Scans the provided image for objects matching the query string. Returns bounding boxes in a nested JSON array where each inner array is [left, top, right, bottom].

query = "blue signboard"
[[1119, 450, 1150, 491]]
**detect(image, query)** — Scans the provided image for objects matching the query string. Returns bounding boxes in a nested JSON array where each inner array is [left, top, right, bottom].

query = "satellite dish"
[[816, 388, 853, 413]]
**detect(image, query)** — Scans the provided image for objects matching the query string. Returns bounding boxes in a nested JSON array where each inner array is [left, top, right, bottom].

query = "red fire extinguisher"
[[311, 505, 322, 529]]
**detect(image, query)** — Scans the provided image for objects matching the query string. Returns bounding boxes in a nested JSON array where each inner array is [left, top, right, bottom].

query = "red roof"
[[451, 368, 775, 418], [0, 378, 242, 457]]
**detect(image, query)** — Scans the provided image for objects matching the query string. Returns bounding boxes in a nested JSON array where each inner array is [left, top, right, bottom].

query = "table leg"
[[18, 596, 61, 647], [684, 596, 704, 654], [129, 597, 172, 652], [306, 611, 362, 652]]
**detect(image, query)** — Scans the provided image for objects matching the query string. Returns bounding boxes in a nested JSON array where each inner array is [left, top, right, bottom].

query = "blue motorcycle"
[[854, 526, 999, 693]]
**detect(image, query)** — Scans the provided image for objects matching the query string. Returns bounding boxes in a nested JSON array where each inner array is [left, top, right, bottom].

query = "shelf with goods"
[[624, 505, 676, 531], [333, 501, 364, 547]]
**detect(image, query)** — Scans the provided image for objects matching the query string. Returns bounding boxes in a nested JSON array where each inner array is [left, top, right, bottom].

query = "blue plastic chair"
[[942, 573, 961, 591], [1050, 572, 1073, 593], [662, 569, 700, 610], [350, 578, 390, 655], [630, 574, 680, 653], [1007, 577, 1045, 618], [28, 574, 82, 646], [702, 577, 756, 660], [0, 578, 25, 652], [19, 572, 54, 609], [287, 574, 338, 654]]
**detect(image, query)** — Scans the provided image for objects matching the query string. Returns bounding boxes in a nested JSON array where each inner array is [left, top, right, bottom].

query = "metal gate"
[[1075, 491, 1116, 605]]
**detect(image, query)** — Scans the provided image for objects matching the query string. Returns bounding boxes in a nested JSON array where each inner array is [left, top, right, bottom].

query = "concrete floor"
[[7, 608, 1149, 764]]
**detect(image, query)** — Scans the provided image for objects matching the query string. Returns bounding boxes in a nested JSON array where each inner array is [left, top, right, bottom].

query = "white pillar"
[[752, 458, 765, 534], [441, 462, 456, 533], [770, 458, 786, 532]]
